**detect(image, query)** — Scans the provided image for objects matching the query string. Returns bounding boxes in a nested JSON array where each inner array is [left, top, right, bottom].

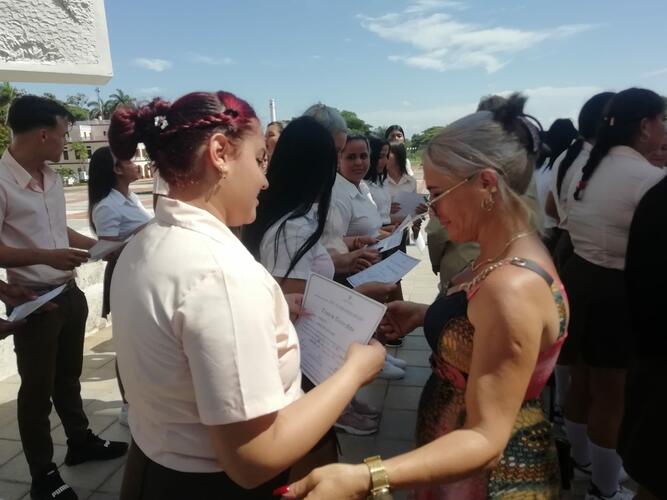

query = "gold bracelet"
[[364, 455, 392, 499]]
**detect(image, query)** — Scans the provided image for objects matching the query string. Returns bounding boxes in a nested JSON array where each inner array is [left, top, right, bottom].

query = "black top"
[[625, 175, 667, 360]]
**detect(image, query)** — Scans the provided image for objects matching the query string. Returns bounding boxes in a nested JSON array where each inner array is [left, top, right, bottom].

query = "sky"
[[15, 0, 667, 137]]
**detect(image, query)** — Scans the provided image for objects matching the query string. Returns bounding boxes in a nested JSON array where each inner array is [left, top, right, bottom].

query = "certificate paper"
[[347, 251, 420, 288], [369, 215, 412, 253], [393, 191, 426, 218], [8, 284, 66, 322], [88, 238, 129, 261], [295, 274, 387, 385]]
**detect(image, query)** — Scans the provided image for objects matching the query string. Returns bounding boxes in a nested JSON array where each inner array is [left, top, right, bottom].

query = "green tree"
[[66, 93, 89, 108], [410, 126, 444, 151], [340, 110, 372, 136], [107, 89, 136, 112], [69, 141, 89, 170], [0, 82, 24, 153], [87, 99, 113, 120], [371, 125, 388, 138]]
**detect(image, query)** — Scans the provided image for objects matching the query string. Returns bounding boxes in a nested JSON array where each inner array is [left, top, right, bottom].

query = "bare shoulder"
[[468, 261, 554, 329]]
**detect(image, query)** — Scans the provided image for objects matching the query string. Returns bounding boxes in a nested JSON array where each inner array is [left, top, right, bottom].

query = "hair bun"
[[109, 98, 171, 161], [491, 93, 528, 132]]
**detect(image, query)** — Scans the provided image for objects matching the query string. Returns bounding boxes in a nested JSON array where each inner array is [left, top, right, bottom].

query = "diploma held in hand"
[[295, 274, 387, 385]]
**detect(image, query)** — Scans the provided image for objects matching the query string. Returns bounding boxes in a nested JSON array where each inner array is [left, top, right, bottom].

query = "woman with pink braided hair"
[[107, 91, 385, 499]]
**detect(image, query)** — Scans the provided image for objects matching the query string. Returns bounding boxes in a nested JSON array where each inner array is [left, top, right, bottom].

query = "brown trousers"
[[13, 284, 90, 478]]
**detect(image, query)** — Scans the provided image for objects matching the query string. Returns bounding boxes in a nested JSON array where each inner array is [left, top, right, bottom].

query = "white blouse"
[[92, 189, 152, 238], [366, 181, 392, 225], [326, 174, 383, 239], [386, 173, 417, 200], [567, 146, 666, 270], [260, 207, 335, 281], [111, 197, 302, 473]]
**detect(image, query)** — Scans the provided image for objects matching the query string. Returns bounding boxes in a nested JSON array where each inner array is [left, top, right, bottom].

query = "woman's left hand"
[[284, 463, 370, 499], [284, 293, 306, 322]]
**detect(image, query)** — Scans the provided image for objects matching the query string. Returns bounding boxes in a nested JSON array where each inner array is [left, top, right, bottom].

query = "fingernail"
[[273, 485, 290, 496]]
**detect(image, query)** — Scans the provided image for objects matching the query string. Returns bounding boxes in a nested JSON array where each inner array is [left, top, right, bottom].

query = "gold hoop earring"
[[481, 196, 495, 212]]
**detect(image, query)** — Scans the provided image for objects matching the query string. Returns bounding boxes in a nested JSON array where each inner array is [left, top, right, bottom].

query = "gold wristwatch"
[[364, 455, 393, 499]]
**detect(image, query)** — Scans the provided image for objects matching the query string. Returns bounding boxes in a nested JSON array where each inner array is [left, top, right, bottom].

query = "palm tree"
[[107, 89, 136, 112], [87, 99, 112, 120]]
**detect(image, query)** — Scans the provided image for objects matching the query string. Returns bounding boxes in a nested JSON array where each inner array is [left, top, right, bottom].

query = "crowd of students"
[[0, 86, 664, 499]]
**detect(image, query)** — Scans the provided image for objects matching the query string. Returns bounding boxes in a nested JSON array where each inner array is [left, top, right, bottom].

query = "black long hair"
[[543, 118, 578, 170], [365, 136, 390, 185], [243, 116, 337, 282], [556, 92, 615, 196], [385, 124, 405, 142], [574, 88, 665, 200], [389, 143, 408, 177], [87, 146, 117, 235]]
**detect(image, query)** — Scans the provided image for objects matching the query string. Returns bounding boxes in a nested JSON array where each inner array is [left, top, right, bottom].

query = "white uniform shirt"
[[549, 142, 591, 229], [366, 181, 392, 225], [0, 150, 71, 286], [386, 173, 417, 200], [92, 189, 152, 238], [152, 170, 169, 196], [111, 197, 301, 473], [534, 164, 558, 230], [567, 146, 666, 270], [326, 174, 383, 240], [260, 207, 335, 281]]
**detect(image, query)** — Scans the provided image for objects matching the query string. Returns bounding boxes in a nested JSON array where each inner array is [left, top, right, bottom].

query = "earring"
[[481, 196, 495, 212]]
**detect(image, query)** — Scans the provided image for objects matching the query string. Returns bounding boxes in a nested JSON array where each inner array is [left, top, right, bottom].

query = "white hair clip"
[[154, 115, 169, 130]]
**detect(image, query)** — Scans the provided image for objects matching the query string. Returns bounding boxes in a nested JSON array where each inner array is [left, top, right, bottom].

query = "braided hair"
[[573, 88, 665, 200], [555, 92, 615, 196], [109, 92, 257, 187]]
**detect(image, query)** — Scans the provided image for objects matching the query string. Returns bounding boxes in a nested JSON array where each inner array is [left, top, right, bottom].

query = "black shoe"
[[64, 429, 128, 466], [386, 338, 403, 347], [30, 467, 77, 500]]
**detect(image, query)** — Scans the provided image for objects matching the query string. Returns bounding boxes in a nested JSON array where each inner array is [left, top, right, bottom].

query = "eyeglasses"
[[426, 173, 475, 208]]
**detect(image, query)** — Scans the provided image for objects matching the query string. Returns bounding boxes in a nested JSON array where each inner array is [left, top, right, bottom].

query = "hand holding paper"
[[88, 238, 130, 261], [392, 191, 427, 218], [7, 284, 66, 322], [294, 274, 387, 385], [347, 251, 420, 288]]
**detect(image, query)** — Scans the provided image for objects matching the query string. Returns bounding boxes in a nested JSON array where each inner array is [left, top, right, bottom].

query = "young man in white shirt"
[[0, 96, 128, 500]]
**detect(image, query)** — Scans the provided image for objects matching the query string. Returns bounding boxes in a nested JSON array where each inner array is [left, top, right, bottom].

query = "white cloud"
[[359, 2, 594, 73], [133, 58, 172, 72], [642, 67, 667, 79], [311, 55, 322, 60], [189, 52, 233, 65], [404, 0, 466, 13], [358, 85, 603, 137]]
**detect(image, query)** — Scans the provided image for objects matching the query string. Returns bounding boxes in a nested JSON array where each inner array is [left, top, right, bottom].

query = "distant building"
[[53, 119, 151, 180]]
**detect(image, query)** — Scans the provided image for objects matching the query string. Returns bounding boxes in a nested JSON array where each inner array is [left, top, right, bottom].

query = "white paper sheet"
[[88, 238, 130, 261], [369, 215, 412, 253], [8, 284, 66, 322], [295, 274, 387, 385], [347, 250, 420, 288], [393, 191, 426, 218]]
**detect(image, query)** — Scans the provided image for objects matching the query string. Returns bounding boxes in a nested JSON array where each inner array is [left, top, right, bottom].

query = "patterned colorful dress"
[[413, 257, 568, 499]]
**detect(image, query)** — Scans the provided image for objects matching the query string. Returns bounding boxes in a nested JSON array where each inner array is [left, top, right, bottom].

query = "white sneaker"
[[378, 360, 405, 380], [585, 483, 635, 500], [385, 353, 407, 369], [118, 403, 129, 427]]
